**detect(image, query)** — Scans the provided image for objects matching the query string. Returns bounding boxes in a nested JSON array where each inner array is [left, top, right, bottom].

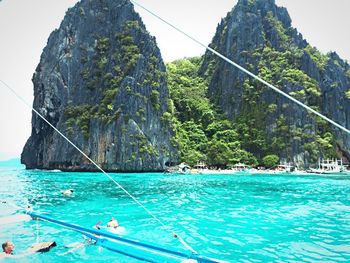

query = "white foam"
[[0, 214, 31, 225]]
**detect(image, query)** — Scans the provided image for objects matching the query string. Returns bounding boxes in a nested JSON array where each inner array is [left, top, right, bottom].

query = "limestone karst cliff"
[[199, 0, 350, 166], [21, 0, 178, 171], [22, 0, 350, 170]]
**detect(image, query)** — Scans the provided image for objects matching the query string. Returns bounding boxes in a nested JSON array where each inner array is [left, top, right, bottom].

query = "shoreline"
[[176, 168, 350, 176]]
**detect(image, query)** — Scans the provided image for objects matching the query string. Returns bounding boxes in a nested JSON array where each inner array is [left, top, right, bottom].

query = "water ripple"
[[1, 168, 350, 262]]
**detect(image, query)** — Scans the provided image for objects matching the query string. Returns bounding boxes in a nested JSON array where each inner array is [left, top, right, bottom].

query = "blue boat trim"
[[81, 232, 156, 263], [27, 211, 226, 263]]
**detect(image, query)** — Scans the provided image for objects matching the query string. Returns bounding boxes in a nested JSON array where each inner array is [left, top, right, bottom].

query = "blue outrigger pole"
[[27, 211, 227, 263]]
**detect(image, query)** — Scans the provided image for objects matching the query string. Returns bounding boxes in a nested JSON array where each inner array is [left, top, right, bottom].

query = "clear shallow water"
[[1, 160, 350, 262]]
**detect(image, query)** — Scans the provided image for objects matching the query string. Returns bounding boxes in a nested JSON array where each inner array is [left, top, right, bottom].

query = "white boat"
[[270, 163, 294, 173], [309, 159, 347, 174]]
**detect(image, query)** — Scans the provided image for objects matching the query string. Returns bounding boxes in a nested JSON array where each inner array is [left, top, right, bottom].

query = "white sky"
[[0, 0, 349, 161]]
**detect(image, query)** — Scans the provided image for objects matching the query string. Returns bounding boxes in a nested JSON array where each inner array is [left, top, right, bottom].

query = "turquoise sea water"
[[1, 159, 350, 262]]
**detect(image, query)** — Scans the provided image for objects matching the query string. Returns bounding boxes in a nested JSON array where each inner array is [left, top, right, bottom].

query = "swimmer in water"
[[61, 189, 74, 196], [0, 240, 56, 259], [107, 217, 119, 228]]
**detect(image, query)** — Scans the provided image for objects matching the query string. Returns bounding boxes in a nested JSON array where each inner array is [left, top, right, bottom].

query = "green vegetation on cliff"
[[166, 57, 257, 167], [196, 1, 346, 166], [166, 50, 339, 167]]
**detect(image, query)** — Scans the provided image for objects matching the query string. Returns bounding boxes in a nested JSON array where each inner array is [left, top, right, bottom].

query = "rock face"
[[200, 0, 350, 166], [21, 0, 178, 171]]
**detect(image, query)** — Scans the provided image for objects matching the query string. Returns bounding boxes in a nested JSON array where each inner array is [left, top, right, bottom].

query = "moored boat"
[[308, 159, 347, 174]]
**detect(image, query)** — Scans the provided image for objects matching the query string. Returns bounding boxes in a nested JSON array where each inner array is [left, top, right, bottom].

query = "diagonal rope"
[[130, 0, 350, 136], [0, 79, 196, 254], [36, 218, 39, 244]]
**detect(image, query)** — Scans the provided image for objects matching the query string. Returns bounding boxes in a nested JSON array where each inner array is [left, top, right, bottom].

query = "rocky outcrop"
[[21, 0, 178, 171], [320, 53, 350, 159], [200, 0, 350, 166]]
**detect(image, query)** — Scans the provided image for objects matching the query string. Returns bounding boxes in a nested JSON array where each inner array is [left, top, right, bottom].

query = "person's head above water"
[[107, 217, 119, 228], [62, 189, 74, 196], [2, 241, 14, 254]]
